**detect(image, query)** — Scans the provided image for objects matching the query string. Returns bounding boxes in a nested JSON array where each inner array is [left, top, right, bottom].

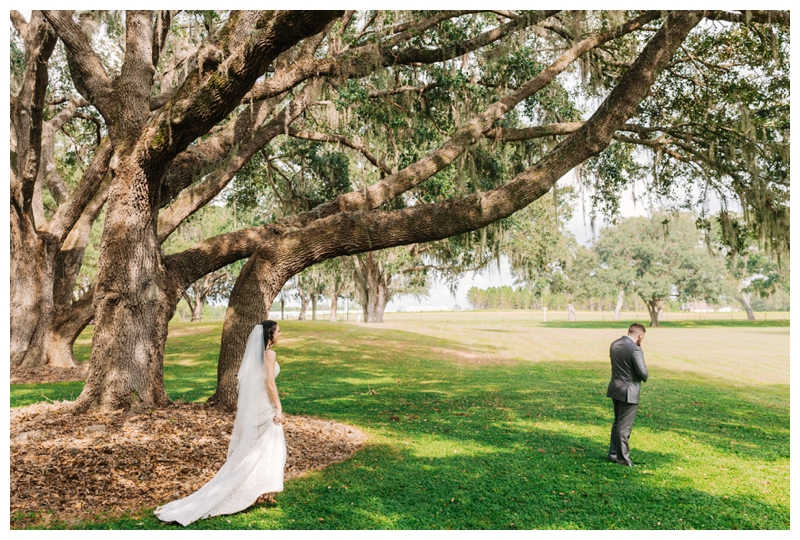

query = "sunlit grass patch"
[[11, 381, 85, 408]]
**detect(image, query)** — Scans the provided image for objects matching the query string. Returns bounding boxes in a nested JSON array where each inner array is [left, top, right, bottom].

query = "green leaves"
[[502, 186, 577, 297], [595, 212, 729, 311], [228, 139, 351, 217], [583, 141, 646, 220]]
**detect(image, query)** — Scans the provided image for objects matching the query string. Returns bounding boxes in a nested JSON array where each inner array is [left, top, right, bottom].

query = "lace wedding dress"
[[155, 325, 286, 526]]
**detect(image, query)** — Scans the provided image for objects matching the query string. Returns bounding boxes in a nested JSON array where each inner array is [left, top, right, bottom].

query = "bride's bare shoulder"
[[265, 349, 277, 361]]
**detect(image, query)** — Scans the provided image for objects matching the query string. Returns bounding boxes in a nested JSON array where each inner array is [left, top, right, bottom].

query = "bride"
[[155, 320, 286, 526]]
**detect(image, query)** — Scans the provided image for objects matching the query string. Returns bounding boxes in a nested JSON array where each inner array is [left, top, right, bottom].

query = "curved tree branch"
[[12, 10, 58, 220], [151, 10, 176, 69], [156, 78, 325, 242], [114, 10, 156, 141], [10, 10, 29, 37], [32, 97, 92, 225], [245, 10, 560, 103], [149, 85, 180, 111], [157, 95, 284, 206], [389, 10, 560, 65], [53, 177, 111, 307], [287, 127, 393, 175], [42, 10, 114, 116], [487, 122, 584, 141], [486, 121, 686, 141], [381, 11, 485, 47], [367, 83, 440, 98], [705, 10, 789, 26], [73, 111, 103, 146], [46, 137, 113, 243], [275, 10, 662, 230], [134, 11, 341, 174], [165, 10, 702, 287]]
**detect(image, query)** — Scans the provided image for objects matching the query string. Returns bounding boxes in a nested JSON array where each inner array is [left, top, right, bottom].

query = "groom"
[[606, 323, 649, 467]]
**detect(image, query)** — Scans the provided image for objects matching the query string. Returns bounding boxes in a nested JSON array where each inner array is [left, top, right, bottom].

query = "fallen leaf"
[[10, 402, 367, 528]]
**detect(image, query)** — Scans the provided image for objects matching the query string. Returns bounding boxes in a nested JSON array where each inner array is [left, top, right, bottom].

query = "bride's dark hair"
[[261, 320, 278, 349]]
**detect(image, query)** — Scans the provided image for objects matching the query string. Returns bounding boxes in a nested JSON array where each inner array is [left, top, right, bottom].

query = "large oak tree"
[[10, 10, 788, 412], [595, 212, 729, 326]]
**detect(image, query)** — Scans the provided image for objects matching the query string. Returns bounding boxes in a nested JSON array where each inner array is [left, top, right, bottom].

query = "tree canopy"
[[595, 212, 729, 326], [9, 10, 789, 411]]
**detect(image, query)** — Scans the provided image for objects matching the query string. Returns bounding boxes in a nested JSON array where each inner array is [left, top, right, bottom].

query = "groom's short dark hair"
[[628, 323, 646, 335]]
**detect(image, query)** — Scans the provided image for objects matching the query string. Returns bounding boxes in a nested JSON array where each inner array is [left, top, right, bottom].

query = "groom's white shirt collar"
[[624, 335, 636, 343]]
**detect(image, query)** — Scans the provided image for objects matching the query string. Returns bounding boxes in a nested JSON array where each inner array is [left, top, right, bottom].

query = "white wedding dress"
[[155, 325, 286, 526]]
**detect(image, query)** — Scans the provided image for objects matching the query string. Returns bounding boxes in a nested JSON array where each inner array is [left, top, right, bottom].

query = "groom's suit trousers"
[[608, 398, 638, 466]]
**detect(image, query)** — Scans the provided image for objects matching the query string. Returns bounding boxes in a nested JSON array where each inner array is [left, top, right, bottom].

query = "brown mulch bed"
[[11, 364, 89, 384], [10, 401, 368, 528]]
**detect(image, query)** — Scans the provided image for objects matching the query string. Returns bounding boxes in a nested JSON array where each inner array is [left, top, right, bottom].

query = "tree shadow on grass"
[[279, 341, 788, 463], [266, 320, 790, 462], [256, 351, 786, 530], [17, 322, 789, 529], [133, 432, 787, 530]]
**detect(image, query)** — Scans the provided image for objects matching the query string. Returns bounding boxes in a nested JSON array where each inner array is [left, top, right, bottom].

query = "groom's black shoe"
[[609, 456, 634, 467]]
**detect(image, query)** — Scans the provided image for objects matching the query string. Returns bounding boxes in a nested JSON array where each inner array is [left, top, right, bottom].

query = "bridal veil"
[[155, 324, 286, 526]]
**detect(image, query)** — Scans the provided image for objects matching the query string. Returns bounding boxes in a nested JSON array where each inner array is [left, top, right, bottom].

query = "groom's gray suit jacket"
[[606, 336, 649, 404]]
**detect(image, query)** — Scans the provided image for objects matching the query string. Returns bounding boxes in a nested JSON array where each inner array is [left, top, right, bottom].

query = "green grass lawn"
[[11, 316, 790, 530]]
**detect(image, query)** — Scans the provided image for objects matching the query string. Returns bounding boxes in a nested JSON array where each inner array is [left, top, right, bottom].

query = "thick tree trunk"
[[311, 295, 318, 321], [10, 216, 59, 367], [44, 328, 81, 368], [192, 296, 205, 322], [10, 157, 109, 369], [645, 298, 662, 327], [298, 293, 310, 320], [23, 171, 109, 369], [9, 12, 60, 369], [181, 292, 203, 322], [353, 252, 389, 323], [206, 253, 292, 410], [187, 278, 212, 322], [46, 293, 94, 367], [329, 290, 339, 322], [613, 287, 625, 321], [738, 290, 756, 321], [363, 283, 388, 323], [73, 156, 178, 412]]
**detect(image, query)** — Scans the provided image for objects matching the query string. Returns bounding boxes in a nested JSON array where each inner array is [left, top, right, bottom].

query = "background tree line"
[[467, 210, 788, 325]]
